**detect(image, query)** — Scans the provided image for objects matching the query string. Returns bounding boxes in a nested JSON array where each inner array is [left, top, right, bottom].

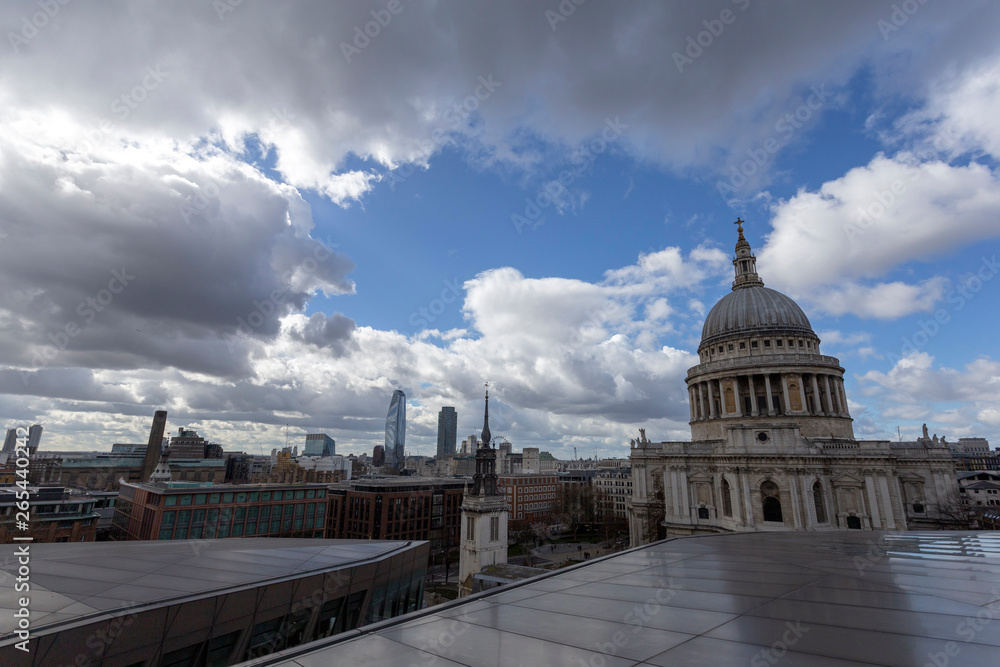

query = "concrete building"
[[111, 481, 330, 541], [629, 221, 958, 544], [0, 486, 99, 543], [436, 406, 457, 458], [594, 467, 632, 520]]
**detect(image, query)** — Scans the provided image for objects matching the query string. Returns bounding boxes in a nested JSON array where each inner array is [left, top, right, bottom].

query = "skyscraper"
[[1, 428, 17, 455], [27, 424, 43, 455], [385, 390, 406, 470], [436, 406, 457, 458]]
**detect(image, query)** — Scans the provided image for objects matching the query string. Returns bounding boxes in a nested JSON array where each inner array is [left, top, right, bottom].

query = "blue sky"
[[0, 1, 998, 458]]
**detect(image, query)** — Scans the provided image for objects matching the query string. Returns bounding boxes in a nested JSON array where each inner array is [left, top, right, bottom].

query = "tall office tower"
[[141, 410, 168, 483], [436, 407, 457, 458], [372, 445, 385, 467], [304, 433, 336, 457], [26, 424, 43, 455], [2, 428, 17, 455], [384, 390, 406, 470]]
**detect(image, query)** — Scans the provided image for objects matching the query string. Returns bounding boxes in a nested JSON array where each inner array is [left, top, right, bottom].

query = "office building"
[[384, 389, 406, 470], [500, 473, 560, 525], [111, 481, 330, 541], [436, 406, 457, 458], [304, 432, 336, 457], [26, 424, 42, 455], [0, 486, 99, 543], [372, 444, 385, 467], [326, 477, 465, 550]]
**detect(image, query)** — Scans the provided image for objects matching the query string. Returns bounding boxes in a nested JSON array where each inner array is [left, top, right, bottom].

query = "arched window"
[[722, 479, 733, 517], [813, 481, 826, 523], [761, 481, 783, 523]]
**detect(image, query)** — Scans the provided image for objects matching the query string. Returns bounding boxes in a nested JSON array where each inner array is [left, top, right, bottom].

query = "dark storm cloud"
[[290, 313, 358, 355]]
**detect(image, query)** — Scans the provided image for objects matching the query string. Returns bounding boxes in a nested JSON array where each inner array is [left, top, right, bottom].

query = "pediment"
[[688, 470, 714, 483], [897, 472, 925, 483], [831, 473, 863, 486]]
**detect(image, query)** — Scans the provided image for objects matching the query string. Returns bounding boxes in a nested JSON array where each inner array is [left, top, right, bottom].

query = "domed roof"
[[701, 285, 815, 347]]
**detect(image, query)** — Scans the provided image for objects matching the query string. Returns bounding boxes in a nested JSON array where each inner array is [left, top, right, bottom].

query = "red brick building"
[[0, 486, 99, 543], [327, 478, 465, 550], [500, 473, 560, 525], [111, 481, 329, 541]]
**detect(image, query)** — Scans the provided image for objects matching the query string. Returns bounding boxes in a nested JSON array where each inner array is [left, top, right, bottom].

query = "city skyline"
[[1, 3, 998, 460]]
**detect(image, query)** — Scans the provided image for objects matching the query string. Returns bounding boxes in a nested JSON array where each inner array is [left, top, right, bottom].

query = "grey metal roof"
[[244, 531, 1000, 666], [0, 538, 419, 638], [701, 285, 815, 347]]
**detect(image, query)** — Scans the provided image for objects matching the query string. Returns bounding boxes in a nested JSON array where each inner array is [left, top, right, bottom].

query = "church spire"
[[480, 383, 492, 447], [731, 217, 764, 290]]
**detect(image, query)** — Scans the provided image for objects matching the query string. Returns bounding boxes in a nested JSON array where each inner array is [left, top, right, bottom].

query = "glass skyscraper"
[[385, 390, 406, 470], [304, 433, 336, 457], [437, 406, 457, 457]]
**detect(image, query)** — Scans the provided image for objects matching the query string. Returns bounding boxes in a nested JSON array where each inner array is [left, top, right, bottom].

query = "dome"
[[701, 285, 815, 348]]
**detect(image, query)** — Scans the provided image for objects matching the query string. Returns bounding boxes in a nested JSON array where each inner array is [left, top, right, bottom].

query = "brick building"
[[327, 478, 465, 550], [499, 473, 560, 524], [111, 481, 329, 541]]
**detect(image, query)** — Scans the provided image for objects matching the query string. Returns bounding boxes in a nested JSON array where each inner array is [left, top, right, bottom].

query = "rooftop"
[[0, 538, 420, 641], [242, 531, 1000, 667]]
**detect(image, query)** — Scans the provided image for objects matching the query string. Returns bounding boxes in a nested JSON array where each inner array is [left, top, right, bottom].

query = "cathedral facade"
[[628, 221, 957, 545]]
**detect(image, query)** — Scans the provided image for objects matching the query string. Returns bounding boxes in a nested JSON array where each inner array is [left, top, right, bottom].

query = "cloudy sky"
[[2, 1, 999, 459]]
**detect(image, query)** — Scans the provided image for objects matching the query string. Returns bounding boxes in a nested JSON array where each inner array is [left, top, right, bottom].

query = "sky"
[[1, 1, 999, 460]]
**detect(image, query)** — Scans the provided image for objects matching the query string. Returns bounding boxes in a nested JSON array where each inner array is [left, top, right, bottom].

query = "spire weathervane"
[[481, 382, 492, 448]]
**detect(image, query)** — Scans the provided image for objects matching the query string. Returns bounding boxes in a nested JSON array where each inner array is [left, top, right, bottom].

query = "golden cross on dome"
[[734, 217, 744, 233]]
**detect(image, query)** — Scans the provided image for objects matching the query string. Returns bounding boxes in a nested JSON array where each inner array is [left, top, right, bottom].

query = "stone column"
[[810, 374, 824, 415], [695, 385, 703, 420], [748, 375, 758, 416], [801, 476, 814, 528], [688, 387, 696, 421], [877, 476, 896, 530], [764, 375, 775, 415], [797, 374, 808, 414], [707, 381, 717, 419], [789, 477, 802, 528], [741, 474, 755, 527], [781, 375, 792, 414], [865, 477, 882, 529], [837, 379, 850, 416], [733, 377, 743, 417], [718, 379, 726, 416], [822, 375, 834, 415]]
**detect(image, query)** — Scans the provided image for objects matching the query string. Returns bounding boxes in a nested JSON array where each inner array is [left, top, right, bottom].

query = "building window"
[[751, 341, 758, 348], [739, 342, 746, 350], [467, 516, 475, 541], [776, 339, 783, 347], [490, 516, 499, 542], [764, 340, 771, 347], [761, 481, 782, 523], [721, 479, 733, 517], [812, 481, 826, 523]]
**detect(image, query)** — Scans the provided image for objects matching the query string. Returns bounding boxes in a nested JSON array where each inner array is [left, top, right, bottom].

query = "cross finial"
[[734, 217, 744, 233]]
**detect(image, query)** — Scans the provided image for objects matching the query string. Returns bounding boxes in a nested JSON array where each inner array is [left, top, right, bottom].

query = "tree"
[[633, 471, 666, 545], [935, 490, 983, 529]]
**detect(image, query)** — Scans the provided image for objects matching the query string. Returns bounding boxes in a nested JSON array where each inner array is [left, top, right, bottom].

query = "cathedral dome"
[[701, 285, 815, 348]]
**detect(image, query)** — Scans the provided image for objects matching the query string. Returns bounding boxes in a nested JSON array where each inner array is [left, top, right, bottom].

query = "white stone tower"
[[458, 384, 508, 597]]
